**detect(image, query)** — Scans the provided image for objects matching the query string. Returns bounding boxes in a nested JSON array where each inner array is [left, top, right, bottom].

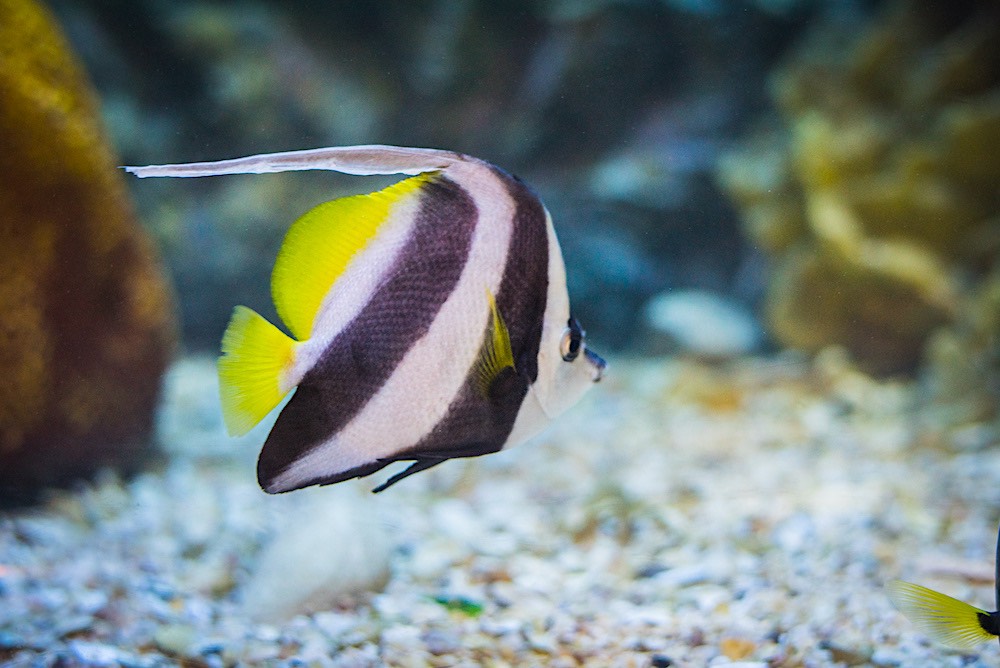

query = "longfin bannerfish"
[[887, 522, 1000, 651], [126, 145, 606, 493]]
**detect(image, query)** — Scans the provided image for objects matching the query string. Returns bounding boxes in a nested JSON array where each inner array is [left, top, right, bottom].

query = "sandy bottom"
[[2, 353, 999, 667]]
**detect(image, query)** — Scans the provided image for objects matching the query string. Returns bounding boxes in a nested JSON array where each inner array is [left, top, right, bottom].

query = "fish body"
[[126, 146, 605, 493], [887, 523, 1000, 651]]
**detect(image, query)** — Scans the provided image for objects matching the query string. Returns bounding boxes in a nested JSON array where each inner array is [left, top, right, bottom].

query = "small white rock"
[[68, 641, 125, 666], [241, 487, 392, 622], [644, 289, 762, 358]]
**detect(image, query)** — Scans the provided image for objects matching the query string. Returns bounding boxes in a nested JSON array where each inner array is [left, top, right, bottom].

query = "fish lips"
[[585, 348, 607, 382]]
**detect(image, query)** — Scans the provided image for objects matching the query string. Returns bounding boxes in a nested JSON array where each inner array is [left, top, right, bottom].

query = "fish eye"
[[560, 317, 585, 362]]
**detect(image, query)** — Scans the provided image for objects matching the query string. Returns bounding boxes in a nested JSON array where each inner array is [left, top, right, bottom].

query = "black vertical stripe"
[[257, 175, 478, 490], [493, 169, 549, 384]]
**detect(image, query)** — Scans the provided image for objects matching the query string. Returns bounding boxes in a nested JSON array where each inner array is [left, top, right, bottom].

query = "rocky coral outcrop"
[[718, 0, 1000, 376], [0, 0, 177, 501], [920, 270, 1000, 449]]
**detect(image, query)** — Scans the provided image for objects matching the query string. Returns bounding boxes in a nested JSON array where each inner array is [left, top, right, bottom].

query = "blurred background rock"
[[0, 0, 176, 501], [716, 0, 999, 441]]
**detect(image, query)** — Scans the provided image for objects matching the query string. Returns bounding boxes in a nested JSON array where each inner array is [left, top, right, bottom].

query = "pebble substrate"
[[2, 353, 999, 667]]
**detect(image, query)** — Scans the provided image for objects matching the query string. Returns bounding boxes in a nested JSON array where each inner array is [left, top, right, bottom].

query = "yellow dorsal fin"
[[218, 305, 297, 436], [272, 172, 435, 341], [886, 579, 996, 650], [475, 289, 516, 396]]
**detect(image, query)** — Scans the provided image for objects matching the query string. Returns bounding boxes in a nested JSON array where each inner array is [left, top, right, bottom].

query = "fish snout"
[[584, 348, 606, 382]]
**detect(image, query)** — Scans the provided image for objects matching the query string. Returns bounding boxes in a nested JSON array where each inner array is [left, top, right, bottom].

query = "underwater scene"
[[2, 0, 999, 665]]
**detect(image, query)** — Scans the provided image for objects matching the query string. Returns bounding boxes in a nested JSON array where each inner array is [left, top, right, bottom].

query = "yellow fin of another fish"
[[272, 172, 434, 341], [886, 579, 996, 650], [475, 289, 516, 396], [218, 305, 297, 437]]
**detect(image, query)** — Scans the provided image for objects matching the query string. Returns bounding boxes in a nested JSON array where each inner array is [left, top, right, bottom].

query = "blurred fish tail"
[[886, 579, 997, 650]]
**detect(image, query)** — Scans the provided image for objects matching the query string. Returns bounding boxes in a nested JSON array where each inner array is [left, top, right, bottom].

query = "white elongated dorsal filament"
[[124, 144, 460, 179]]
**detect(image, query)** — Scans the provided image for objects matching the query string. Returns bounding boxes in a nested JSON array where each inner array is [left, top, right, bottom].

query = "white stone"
[[241, 487, 392, 622], [644, 289, 762, 357]]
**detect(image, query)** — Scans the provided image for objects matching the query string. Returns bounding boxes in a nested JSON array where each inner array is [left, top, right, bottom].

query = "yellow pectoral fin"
[[475, 289, 516, 396], [886, 580, 996, 651], [218, 305, 297, 437], [271, 172, 435, 340]]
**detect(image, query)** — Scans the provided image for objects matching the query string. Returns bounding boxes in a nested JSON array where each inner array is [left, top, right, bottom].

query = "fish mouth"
[[584, 348, 606, 382]]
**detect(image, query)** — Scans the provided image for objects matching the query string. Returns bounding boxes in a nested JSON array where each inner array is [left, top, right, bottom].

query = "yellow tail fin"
[[218, 305, 297, 437], [886, 579, 996, 650]]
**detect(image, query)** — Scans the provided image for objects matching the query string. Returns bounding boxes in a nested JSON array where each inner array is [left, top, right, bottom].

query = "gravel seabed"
[[2, 353, 999, 667]]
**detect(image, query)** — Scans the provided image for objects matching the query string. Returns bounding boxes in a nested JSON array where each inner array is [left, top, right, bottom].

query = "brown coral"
[[718, 0, 1000, 376], [0, 0, 177, 500]]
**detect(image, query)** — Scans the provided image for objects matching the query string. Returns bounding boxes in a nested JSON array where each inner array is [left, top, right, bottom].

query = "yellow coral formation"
[[921, 270, 1000, 444], [718, 0, 1000, 376], [0, 0, 177, 496]]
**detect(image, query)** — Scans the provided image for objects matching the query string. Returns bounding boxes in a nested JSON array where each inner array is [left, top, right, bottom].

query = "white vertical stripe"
[[517, 210, 597, 424]]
